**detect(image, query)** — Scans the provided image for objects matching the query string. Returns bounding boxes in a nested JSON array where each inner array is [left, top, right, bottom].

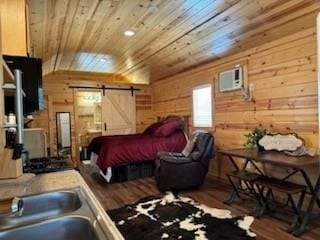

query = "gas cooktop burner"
[[24, 156, 73, 174]]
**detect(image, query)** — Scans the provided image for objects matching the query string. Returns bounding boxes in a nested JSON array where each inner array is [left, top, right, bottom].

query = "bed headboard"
[[157, 115, 190, 136]]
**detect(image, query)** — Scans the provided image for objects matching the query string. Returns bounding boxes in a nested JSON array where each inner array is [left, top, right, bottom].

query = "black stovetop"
[[24, 156, 73, 174]]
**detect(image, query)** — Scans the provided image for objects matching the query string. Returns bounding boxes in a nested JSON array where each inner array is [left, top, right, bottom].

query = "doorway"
[[56, 112, 71, 157], [76, 91, 102, 159]]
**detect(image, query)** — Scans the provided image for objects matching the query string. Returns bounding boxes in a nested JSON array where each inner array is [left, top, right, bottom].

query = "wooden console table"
[[218, 148, 320, 236]]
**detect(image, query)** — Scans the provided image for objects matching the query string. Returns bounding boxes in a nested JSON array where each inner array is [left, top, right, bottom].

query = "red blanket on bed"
[[94, 131, 186, 169], [88, 134, 144, 154]]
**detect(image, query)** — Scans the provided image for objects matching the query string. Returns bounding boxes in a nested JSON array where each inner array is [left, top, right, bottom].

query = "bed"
[[88, 116, 189, 181]]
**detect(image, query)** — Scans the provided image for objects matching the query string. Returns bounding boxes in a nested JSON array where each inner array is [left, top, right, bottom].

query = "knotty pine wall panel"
[[29, 0, 320, 81], [31, 72, 153, 163], [152, 27, 318, 183]]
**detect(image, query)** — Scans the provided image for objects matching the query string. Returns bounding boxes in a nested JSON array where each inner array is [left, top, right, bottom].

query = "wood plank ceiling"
[[28, 0, 320, 84]]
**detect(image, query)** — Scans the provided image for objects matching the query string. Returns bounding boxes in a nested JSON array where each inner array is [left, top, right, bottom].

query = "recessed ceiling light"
[[147, 5, 159, 14], [124, 30, 135, 37], [100, 58, 108, 62]]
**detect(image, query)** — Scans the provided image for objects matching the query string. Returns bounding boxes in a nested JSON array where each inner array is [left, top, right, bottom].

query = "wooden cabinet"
[[0, 15, 23, 178], [0, 57, 23, 179], [0, 0, 29, 56], [0, 60, 4, 152]]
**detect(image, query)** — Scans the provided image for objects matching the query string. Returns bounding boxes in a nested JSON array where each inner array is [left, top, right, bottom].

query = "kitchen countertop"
[[0, 170, 124, 240]]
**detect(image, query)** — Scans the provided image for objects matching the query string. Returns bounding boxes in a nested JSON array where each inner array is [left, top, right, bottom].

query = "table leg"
[[223, 186, 238, 205], [293, 176, 320, 236], [223, 155, 248, 204], [227, 155, 240, 171], [300, 170, 320, 207], [287, 190, 306, 233]]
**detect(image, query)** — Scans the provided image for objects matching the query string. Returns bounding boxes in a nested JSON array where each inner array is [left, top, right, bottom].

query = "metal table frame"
[[219, 149, 320, 236]]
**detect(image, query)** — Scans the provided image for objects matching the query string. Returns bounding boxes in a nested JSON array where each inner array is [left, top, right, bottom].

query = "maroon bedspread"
[[88, 134, 145, 154], [95, 131, 186, 169]]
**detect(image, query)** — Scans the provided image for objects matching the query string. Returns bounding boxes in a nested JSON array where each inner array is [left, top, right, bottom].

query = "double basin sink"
[[0, 188, 108, 240]]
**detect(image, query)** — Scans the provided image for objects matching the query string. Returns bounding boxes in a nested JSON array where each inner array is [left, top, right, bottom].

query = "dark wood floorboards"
[[80, 165, 320, 240]]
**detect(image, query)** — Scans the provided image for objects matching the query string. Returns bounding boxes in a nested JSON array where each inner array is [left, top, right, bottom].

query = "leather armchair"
[[154, 132, 214, 190]]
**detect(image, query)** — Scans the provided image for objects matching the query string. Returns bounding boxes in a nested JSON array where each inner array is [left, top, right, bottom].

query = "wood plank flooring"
[[80, 165, 320, 240]]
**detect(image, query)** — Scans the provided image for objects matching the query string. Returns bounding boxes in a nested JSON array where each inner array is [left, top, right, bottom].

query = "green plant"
[[244, 128, 269, 149]]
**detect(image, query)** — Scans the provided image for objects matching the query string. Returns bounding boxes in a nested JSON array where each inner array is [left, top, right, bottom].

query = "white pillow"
[[182, 132, 199, 156], [181, 130, 209, 157]]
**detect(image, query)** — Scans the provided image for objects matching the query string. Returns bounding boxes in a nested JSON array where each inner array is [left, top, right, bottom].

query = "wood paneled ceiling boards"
[[28, 0, 319, 84]]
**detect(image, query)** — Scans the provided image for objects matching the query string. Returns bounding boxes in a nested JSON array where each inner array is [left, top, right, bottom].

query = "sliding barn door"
[[101, 90, 136, 135]]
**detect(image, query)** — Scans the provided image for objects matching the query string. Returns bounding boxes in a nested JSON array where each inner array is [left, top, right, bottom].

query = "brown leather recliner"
[[154, 132, 214, 191]]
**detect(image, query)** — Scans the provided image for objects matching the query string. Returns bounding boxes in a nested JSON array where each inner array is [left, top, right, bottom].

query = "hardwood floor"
[[80, 165, 320, 240]]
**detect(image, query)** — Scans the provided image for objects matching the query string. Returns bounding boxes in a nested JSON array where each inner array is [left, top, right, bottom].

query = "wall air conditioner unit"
[[219, 66, 243, 92]]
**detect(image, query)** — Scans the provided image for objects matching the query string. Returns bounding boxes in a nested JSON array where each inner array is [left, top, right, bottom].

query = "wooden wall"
[[152, 27, 318, 183], [31, 71, 153, 162]]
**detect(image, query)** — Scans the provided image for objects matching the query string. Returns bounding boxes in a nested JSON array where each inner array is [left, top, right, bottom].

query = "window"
[[192, 84, 212, 127]]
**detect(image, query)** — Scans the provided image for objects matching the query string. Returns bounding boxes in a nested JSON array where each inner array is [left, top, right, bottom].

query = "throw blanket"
[[92, 131, 186, 169]]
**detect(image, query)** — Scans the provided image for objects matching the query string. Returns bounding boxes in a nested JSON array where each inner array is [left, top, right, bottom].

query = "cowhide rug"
[[107, 192, 256, 240]]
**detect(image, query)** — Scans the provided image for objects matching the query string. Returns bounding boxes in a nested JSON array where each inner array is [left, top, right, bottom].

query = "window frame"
[[192, 83, 213, 128]]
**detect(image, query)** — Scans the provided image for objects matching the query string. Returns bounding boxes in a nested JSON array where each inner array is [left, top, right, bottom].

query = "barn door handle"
[[104, 123, 107, 131]]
